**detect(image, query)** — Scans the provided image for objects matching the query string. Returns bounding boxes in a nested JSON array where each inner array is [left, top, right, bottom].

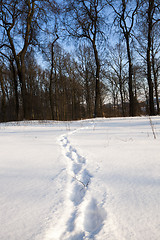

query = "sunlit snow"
[[0, 117, 160, 240]]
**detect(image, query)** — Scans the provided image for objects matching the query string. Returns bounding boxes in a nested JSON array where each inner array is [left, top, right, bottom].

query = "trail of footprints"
[[59, 134, 106, 239], [60, 135, 92, 204]]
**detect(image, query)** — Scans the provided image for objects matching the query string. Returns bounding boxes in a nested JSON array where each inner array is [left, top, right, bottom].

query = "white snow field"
[[0, 116, 160, 240]]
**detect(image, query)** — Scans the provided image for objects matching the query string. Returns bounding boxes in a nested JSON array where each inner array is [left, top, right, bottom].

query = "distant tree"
[[106, 41, 128, 116], [76, 44, 96, 118]]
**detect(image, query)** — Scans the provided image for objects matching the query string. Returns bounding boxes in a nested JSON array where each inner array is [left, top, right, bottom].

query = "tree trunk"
[[147, 0, 155, 116], [49, 44, 55, 120], [147, 42, 155, 116], [17, 59, 28, 119], [125, 34, 135, 116], [55, 68, 59, 120], [119, 62, 125, 116], [0, 69, 6, 122], [10, 60, 19, 120], [49, 37, 59, 120], [119, 82, 125, 117], [151, 40, 159, 114], [92, 41, 102, 118], [85, 67, 92, 118], [6, 30, 27, 119]]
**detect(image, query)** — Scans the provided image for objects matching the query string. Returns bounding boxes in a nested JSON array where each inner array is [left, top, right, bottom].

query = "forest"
[[0, 0, 160, 122]]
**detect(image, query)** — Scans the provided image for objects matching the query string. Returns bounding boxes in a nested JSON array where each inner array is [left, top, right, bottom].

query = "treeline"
[[0, 0, 160, 122]]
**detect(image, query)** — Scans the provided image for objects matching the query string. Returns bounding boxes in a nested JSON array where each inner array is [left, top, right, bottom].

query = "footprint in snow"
[[84, 198, 106, 237], [70, 182, 86, 206], [81, 169, 92, 187], [72, 162, 82, 175], [67, 210, 77, 232], [61, 136, 69, 147]]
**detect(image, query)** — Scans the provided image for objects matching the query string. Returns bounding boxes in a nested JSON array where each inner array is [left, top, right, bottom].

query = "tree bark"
[[119, 69, 125, 116], [49, 36, 59, 120], [85, 68, 92, 118], [151, 39, 159, 114], [147, 0, 155, 116], [92, 41, 102, 117], [49, 42, 55, 120], [124, 34, 135, 116], [0, 68, 6, 122], [10, 60, 19, 120], [17, 59, 28, 119]]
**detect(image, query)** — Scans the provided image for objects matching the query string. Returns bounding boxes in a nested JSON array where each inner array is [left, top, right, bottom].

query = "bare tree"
[[49, 35, 59, 120], [107, 0, 140, 116], [138, 0, 160, 115], [0, 0, 35, 118], [76, 44, 96, 118], [0, 63, 6, 121], [64, 0, 106, 117], [146, 0, 155, 115], [151, 35, 160, 114], [106, 41, 128, 116], [0, 0, 58, 119]]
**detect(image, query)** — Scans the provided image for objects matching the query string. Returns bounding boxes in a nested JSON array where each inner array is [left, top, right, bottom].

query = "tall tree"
[[0, 0, 58, 119], [0, 0, 36, 118], [151, 35, 160, 114], [137, 0, 160, 115], [146, 0, 155, 115], [107, 0, 140, 116], [64, 0, 106, 117], [49, 35, 59, 120], [145, 0, 160, 115], [134, 0, 160, 115]]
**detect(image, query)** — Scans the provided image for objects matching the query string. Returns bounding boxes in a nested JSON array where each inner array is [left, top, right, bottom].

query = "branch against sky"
[[0, 0, 59, 55], [63, 0, 107, 44]]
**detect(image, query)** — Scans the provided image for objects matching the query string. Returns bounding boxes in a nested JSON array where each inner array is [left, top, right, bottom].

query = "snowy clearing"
[[0, 117, 160, 240]]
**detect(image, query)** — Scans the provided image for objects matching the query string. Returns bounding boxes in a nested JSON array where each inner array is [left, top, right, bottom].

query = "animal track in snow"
[[60, 135, 91, 201], [59, 130, 106, 239]]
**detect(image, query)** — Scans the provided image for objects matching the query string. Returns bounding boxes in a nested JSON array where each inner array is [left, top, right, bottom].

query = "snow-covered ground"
[[0, 117, 160, 240]]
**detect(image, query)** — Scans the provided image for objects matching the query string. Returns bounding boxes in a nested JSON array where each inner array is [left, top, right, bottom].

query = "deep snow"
[[0, 117, 160, 240]]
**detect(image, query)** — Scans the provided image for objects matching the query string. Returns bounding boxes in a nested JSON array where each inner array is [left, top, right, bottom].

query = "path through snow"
[[59, 126, 107, 239], [45, 125, 106, 240]]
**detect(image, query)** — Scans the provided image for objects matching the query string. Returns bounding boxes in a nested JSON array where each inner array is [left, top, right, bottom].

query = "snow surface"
[[0, 117, 160, 240]]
